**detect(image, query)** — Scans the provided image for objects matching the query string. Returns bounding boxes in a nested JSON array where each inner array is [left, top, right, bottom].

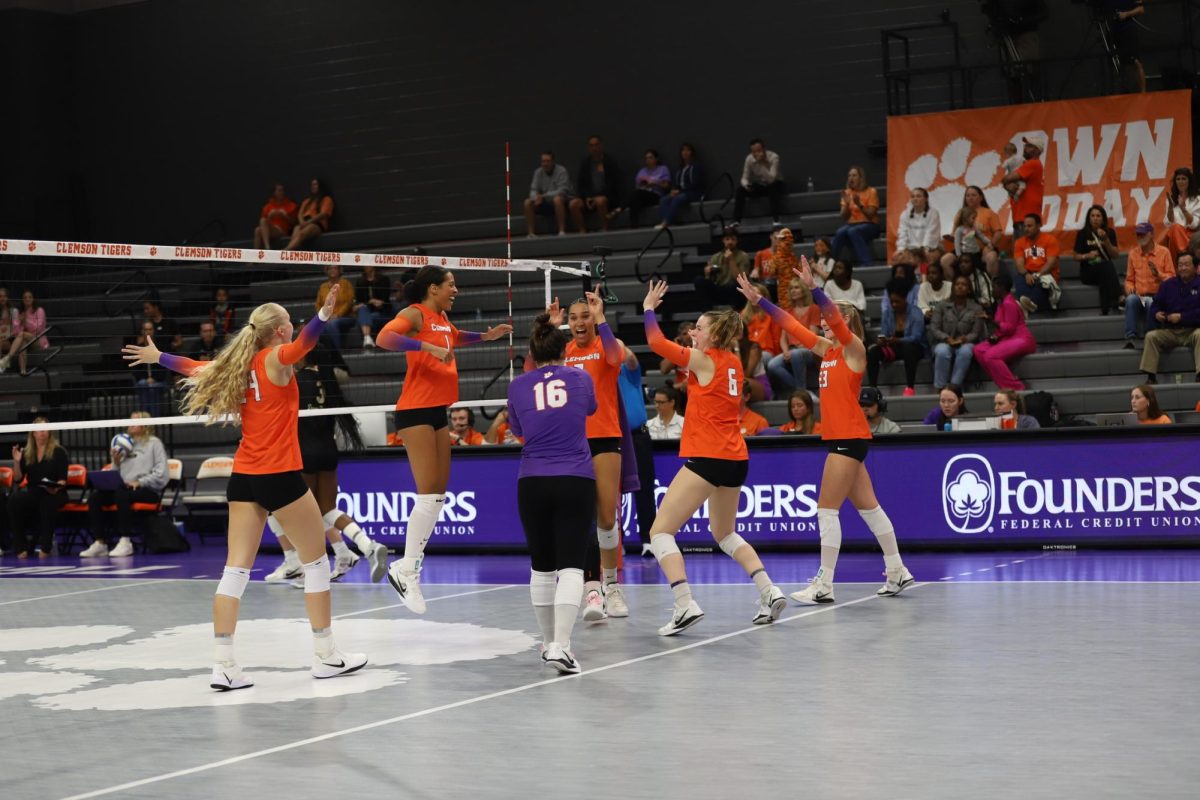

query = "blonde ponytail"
[[180, 303, 288, 424], [701, 309, 743, 351]]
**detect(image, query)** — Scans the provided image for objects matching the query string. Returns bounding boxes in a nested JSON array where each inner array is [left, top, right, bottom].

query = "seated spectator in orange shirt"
[[286, 178, 334, 251], [1131, 383, 1172, 424], [1012, 212, 1061, 314], [767, 281, 823, 393], [387, 431, 405, 447], [253, 183, 298, 250], [484, 408, 523, 444], [738, 381, 770, 436], [316, 264, 356, 350], [778, 390, 822, 435], [448, 408, 486, 445], [1124, 221, 1175, 346]]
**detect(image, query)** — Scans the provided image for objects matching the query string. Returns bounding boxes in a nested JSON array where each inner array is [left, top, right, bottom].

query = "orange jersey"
[[780, 420, 822, 435], [818, 345, 871, 441], [680, 349, 747, 460], [564, 336, 622, 439], [739, 409, 770, 437], [393, 303, 460, 410], [234, 348, 302, 474], [451, 429, 486, 446]]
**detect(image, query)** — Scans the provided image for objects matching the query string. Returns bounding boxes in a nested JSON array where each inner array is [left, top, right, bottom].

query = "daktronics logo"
[[943, 454, 1200, 534]]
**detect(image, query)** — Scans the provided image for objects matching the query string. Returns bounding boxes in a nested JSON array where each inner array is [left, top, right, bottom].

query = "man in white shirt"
[[734, 138, 785, 224], [647, 386, 685, 439]]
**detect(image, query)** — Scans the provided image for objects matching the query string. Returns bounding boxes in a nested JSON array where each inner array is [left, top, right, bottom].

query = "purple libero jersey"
[[507, 364, 597, 480]]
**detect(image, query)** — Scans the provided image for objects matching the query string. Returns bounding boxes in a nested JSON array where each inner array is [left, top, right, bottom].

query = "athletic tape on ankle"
[[302, 555, 331, 593], [215, 566, 251, 599], [530, 570, 556, 606], [717, 533, 747, 557], [649, 533, 681, 561], [858, 505, 894, 538], [597, 523, 620, 550], [555, 568, 584, 610], [322, 508, 343, 529], [266, 515, 285, 539], [817, 508, 842, 550]]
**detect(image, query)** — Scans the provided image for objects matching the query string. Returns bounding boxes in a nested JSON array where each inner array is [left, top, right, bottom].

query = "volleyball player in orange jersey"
[[547, 291, 630, 620], [122, 285, 366, 691], [736, 262, 914, 605], [375, 266, 511, 613], [640, 280, 787, 635]]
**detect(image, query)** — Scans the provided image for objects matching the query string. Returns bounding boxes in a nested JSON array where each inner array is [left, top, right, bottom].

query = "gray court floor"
[[1, 578, 1197, 799]]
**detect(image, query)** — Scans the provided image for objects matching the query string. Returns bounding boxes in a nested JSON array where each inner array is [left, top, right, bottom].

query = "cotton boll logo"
[[942, 454, 996, 534], [903, 137, 1010, 237]]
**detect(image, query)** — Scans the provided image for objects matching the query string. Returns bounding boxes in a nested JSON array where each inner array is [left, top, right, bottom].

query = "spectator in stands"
[[1131, 383, 1172, 424], [957, 253, 995, 312], [8, 416, 68, 558], [928, 275, 985, 391], [660, 321, 694, 405], [647, 385, 684, 439], [447, 408, 485, 445], [189, 320, 223, 362], [951, 207, 993, 278], [483, 408, 521, 445], [695, 226, 749, 309], [142, 299, 182, 351], [741, 283, 780, 400], [767, 281, 821, 392], [739, 329, 771, 403], [131, 321, 170, 417], [859, 387, 901, 435], [975, 272, 1037, 390], [778, 389, 820, 435], [10, 289, 50, 377], [751, 225, 783, 298], [823, 260, 867, 317], [738, 380, 770, 436], [734, 138, 785, 224], [209, 286, 235, 335], [831, 165, 881, 267], [1125, 221, 1175, 347], [809, 237, 834, 287], [316, 263, 356, 350], [80, 410, 168, 558], [1013, 213, 1061, 314], [1160, 166, 1200, 259], [252, 182, 297, 250], [1003, 135, 1046, 233], [993, 389, 1040, 429], [917, 261, 952, 320], [627, 149, 671, 228], [285, 178, 335, 251], [0, 287, 19, 372], [868, 279, 926, 397], [890, 262, 921, 307], [1066, 204, 1122, 315], [766, 228, 801, 311], [924, 384, 969, 430], [940, 186, 1003, 277], [524, 151, 574, 237], [658, 143, 704, 229], [355, 263, 393, 350], [1139, 251, 1200, 383], [571, 135, 623, 232], [893, 187, 942, 267]]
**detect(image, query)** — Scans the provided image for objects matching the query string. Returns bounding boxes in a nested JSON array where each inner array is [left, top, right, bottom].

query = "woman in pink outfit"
[[974, 272, 1035, 390], [13, 290, 49, 376]]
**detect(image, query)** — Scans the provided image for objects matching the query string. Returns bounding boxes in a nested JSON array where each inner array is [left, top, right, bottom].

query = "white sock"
[[750, 568, 772, 594], [884, 554, 904, 571], [283, 548, 301, 568], [214, 633, 234, 666], [401, 494, 444, 572], [342, 520, 372, 550], [530, 570, 556, 645], [331, 538, 351, 559], [602, 567, 618, 586], [671, 579, 692, 609], [554, 568, 583, 647], [583, 579, 602, 597], [312, 627, 334, 658]]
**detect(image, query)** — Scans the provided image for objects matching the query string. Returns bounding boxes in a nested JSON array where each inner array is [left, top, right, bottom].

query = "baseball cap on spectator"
[[722, 225, 739, 238], [777, 227, 795, 242], [1135, 222, 1154, 236], [859, 386, 885, 407], [1022, 134, 1046, 153]]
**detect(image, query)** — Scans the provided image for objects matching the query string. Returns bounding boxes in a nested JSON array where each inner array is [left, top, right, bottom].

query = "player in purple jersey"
[[507, 313, 598, 674]]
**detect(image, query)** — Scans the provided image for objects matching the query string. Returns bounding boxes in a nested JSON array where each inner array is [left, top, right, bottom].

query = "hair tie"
[[248, 323, 257, 331]]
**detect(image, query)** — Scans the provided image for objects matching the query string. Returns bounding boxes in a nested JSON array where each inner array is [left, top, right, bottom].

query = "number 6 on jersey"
[[534, 379, 568, 410]]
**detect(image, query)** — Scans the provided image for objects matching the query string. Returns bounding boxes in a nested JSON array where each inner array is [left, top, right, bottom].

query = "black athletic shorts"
[[684, 457, 749, 488], [826, 438, 869, 462], [394, 405, 449, 432], [517, 476, 597, 573], [227, 470, 309, 512], [301, 445, 339, 474], [588, 437, 621, 456]]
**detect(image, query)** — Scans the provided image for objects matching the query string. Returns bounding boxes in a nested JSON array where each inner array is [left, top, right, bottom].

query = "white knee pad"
[[266, 515, 286, 539], [859, 506, 894, 539], [215, 566, 251, 599], [717, 533, 748, 558], [530, 570, 556, 606], [817, 508, 842, 550], [649, 533, 681, 562], [597, 523, 620, 550], [322, 508, 343, 529], [555, 567, 584, 609], [302, 555, 331, 594]]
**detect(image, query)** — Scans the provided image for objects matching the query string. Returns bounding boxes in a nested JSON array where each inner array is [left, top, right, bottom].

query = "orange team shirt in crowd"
[[779, 420, 823, 435], [234, 348, 302, 474], [785, 305, 822, 345], [388, 303, 460, 410], [564, 336, 622, 439], [452, 429, 486, 446], [846, 187, 879, 224], [1014, 232, 1061, 281], [680, 349, 748, 460], [299, 196, 335, 231], [1011, 159, 1045, 225], [739, 409, 771, 437], [753, 246, 774, 279], [493, 422, 525, 445], [316, 278, 355, 318], [261, 198, 298, 234], [1125, 244, 1175, 296], [818, 345, 871, 441], [1141, 415, 1173, 425], [387, 432, 405, 446], [745, 313, 782, 357]]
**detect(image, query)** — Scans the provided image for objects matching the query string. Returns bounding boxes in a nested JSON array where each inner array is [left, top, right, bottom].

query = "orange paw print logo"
[[903, 138, 1011, 234]]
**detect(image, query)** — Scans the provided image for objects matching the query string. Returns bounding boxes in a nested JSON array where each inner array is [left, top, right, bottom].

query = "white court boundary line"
[[58, 588, 902, 800], [333, 584, 518, 618], [0, 579, 178, 607]]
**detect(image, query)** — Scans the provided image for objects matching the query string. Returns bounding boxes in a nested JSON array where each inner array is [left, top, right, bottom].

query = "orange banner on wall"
[[886, 90, 1193, 252]]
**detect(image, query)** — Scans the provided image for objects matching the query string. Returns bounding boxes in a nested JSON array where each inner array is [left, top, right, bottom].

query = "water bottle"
[[474, 308, 483, 322], [944, 421, 953, 432], [806, 176, 815, 193]]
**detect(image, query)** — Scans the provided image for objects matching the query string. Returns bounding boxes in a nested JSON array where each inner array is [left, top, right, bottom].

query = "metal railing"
[[632, 226, 675, 285]]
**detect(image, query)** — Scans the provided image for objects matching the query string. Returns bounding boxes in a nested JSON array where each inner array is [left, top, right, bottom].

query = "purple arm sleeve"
[[158, 353, 205, 376], [597, 322, 621, 365], [455, 331, 484, 346], [276, 315, 326, 366]]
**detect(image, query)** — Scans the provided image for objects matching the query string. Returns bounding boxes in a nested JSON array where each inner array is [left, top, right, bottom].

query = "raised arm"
[[123, 336, 206, 377], [456, 323, 513, 347], [587, 291, 624, 366], [642, 281, 713, 379], [735, 273, 823, 353]]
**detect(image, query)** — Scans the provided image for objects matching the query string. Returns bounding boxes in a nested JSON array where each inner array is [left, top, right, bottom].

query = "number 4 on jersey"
[[534, 379, 567, 410]]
